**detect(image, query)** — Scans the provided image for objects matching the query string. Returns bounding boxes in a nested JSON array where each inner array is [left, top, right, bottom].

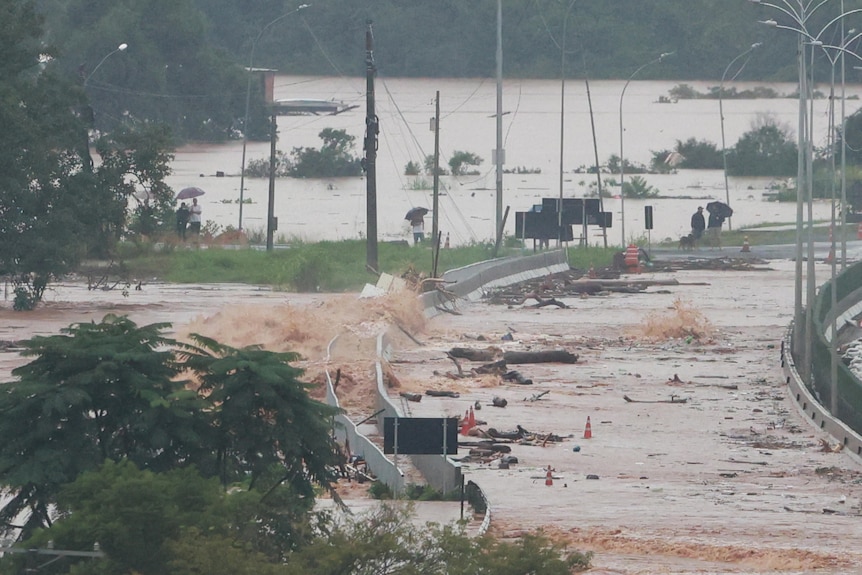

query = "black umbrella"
[[177, 187, 206, 201], [405, 206, 429, 222], [706, 201, 733, 219]]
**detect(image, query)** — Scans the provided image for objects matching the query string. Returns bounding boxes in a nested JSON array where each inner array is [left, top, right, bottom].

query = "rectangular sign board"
[[383, 417, 458, 455]]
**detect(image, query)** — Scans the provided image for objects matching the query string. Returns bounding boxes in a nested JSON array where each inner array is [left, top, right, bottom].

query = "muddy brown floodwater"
[[2, 260, 862, 574]]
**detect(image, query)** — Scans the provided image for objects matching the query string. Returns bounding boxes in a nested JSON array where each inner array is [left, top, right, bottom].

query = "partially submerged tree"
[[448, 150, 483, 176], [288, 128, 362, 177]]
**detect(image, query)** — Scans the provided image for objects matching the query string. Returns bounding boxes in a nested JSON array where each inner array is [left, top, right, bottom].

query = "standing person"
[[690, 206, 705, 244], [176, 202, 190, 240], [189, 197, 202, 236], [706, 210, 724, 249], [411, 216, 425, 245]]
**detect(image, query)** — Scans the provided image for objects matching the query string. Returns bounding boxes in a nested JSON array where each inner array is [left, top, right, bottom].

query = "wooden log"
[[448, 347, 499, 361], [425, 389, 460, 398], [399, 392, 422, 402], [474, 359, 507, 374], [503, 350, 578, 364]]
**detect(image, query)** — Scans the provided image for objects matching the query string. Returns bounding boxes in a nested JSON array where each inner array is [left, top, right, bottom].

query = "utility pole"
[[266, 110, 277, 251], [432, 91, 440, 251], [363, 20, 379, 272], [495, 0, 504, 245]]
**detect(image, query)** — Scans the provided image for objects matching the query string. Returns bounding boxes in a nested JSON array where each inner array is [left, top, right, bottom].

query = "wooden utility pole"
[[432, 91, 440, 252], [266, 111, 277, 251], [364, 20, 379, 272]]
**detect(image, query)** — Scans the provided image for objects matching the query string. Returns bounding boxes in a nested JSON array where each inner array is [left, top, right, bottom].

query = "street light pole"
[[83, 43, 128, 87], [618, 52, 673, 247], [753, 0, 862, 400], [238, 4, 310, 232], [719, 43, 761, 232]]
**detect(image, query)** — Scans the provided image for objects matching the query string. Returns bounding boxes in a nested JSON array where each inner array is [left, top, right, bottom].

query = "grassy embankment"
[[111, 239, 616, 292], [110, 221, 850, 292]]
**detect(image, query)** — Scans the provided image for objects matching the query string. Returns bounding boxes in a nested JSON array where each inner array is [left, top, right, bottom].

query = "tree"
[[0, 315, 342, 543], [726, 122, 798, 177], [288, 128, 362, 178], [0, 2, 177, 309], [93, 124, 176, 240], [448, 151, 483, 176], [0, 1, 103, 309]]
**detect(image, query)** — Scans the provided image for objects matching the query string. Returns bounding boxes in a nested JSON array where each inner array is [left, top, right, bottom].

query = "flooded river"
[[167, 76, 854, 246]]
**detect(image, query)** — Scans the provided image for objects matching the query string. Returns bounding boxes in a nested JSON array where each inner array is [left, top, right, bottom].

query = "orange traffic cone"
[[583, 416, 592, 439], [468, 406, 476, 428], [460, 410, 471, 435], [740, 236, 750, 253], [545, 465, 553, 486]]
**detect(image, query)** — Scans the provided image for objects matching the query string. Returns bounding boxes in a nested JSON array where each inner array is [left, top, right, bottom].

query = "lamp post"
[[618, 52, 673, 247], [719, 42, 762, 231], [753, 0, 862, 408], [238, 4, 310, 232], [83, 43, 128, 87]]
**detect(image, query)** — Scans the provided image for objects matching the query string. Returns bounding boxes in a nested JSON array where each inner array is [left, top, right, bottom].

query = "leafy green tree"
[[181, 334, 342, 492], [288, 128, 362, 178], [0, 315, 203, 539], [0, 1, 104, 309], [448, 151, 484, 176], [674, 138, 723, 169], [424, 155, 448, 176], [282, 504, 591, 575], [726, 123, 798, 177], [93, 124, 176, 240], [0, 315, 342, 543], [622, 176, 659, 198], [45, 0, 247, 141]]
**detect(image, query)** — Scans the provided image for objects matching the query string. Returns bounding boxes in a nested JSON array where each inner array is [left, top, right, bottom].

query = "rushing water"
[[165, 76, 859, 247]]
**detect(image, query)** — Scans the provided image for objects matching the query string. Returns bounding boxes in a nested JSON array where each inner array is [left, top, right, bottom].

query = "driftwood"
[[475, 359, 507, 375], [445, 352, 465, 376], [502, 370, 533, 385], [491, 396, 508, 408], [447, 347, 578, 364], [425, 389, 460, 398], [395, 322, 423, 346], [449, 347, 498, 361], [528, 390, 550, 402], [623, 394, 687, 404], [399, 392, 422, 402], [525, 293, 568, 309], [504, 350, 578, 364]]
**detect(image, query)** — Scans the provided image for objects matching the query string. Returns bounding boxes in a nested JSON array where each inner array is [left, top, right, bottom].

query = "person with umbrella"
[[405, 207, 428, 245], [705, 201, 732, 249]]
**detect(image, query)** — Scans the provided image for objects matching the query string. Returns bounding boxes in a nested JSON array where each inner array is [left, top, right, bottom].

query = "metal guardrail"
[[324, 250, 571, 532], [785, 261, 862, 465]]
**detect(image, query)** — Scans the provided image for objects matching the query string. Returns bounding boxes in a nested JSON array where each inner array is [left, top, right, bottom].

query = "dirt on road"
[[2, 259, 861, 574]]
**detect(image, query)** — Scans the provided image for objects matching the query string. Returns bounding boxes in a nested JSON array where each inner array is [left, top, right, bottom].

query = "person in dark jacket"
[[176, 202, 190, 240], [690, 206, 706, 243]]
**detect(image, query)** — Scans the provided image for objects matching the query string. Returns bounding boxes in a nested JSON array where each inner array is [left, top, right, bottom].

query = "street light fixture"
[[752, 0, 862, 410], [618, 51, 673, 247], [238, 4, 310, 231], [719, 42, 762, 231], [83, 43, 128, 87]]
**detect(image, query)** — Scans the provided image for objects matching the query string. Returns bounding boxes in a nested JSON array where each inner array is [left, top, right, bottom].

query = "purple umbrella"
[[177, 187, 206, 200]]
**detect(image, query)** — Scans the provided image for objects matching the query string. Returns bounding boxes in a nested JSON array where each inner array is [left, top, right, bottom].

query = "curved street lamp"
[[719, 42, 762, 231], [238, 4, 310, 231], [83, 43, 128, 87], [618, 51, 673, 247], [752, 0, 862, 412]]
